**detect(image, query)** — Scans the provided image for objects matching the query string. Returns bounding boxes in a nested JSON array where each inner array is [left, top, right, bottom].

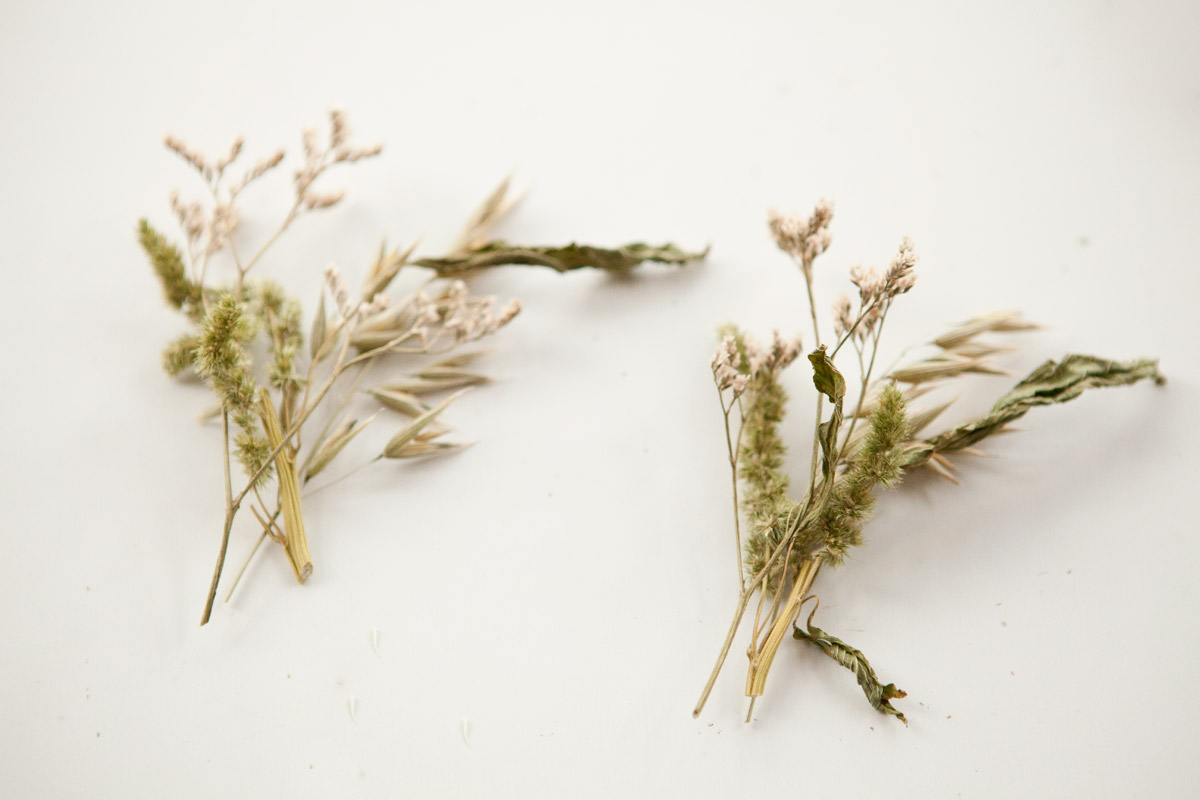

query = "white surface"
[[2, 1, 1198, 797]]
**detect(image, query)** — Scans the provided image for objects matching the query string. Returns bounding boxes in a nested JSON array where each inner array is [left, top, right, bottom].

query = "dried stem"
[[224, 529, 268, 604], [200, 411, 236, 625], [800, 260, 823, 488], [693, 591, 752, 718], [718, 389, 743, 581]]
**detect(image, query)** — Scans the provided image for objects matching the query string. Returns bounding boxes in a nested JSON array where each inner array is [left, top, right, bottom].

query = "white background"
[[2, 1, 1198, 797]]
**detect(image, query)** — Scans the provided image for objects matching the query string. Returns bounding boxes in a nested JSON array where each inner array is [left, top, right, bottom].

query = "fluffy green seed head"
[[138, 219, 201, 312], [820, 381, 909, 564], [162, 333, 199, 377]]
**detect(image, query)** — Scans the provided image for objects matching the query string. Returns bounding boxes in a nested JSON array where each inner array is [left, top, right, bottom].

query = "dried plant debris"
[[694, 200, 1162, 724], [140, 110, 705, 625]]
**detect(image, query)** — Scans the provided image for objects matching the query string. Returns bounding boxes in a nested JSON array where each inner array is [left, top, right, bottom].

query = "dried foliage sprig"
[[694, 201, 1163, 723], [140, 111, 705, 625]]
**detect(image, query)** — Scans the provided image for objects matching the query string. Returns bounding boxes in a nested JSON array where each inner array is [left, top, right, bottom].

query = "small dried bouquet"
[[694, 200, 1162, 723], [139, 110, 704, 625]]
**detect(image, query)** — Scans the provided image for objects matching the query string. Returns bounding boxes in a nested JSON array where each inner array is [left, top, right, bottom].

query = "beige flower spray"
[[694, 201, 1162, 723], [139, 110, 705, 625]]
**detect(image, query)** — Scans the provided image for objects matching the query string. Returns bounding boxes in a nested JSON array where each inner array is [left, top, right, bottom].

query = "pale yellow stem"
[[259, 391, 312, 582]]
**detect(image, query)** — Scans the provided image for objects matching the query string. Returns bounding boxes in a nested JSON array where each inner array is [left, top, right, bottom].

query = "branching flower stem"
[[798, 257, 824, 488], [838, 301, 891, 461], [717, 388, 743, 581], [149, 115, 707, 626]]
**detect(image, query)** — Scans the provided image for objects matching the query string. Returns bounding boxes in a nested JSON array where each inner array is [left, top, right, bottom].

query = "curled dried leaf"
[[415, 241, 707, 277], [902, 354, 1164, 469], [793, 607, 907, 725]]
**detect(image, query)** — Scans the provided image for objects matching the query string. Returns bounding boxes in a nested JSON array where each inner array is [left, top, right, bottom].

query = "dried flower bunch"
[[694, 201, 1163, 724], [139, 110, 704, 625]]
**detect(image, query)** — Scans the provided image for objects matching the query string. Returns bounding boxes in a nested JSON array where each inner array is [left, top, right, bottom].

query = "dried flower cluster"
[[140, 111, 704, 625], [711, 331, 802, 397], [767, 200, 832, 275], [694, 202, 1163, 724]]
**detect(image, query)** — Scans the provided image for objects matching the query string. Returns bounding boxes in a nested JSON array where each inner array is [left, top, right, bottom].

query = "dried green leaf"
[[793, 609, 907, 725], [809, 346, 846, 479], [809, 346, 846, 403], [414, 241, 708, 277], [902, 354, 1164, 469], [381, 390, 467, 458]]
